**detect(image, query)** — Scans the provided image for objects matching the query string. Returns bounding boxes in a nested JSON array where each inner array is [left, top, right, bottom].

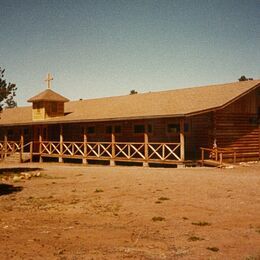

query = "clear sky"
[[0, 0, 259, 106]]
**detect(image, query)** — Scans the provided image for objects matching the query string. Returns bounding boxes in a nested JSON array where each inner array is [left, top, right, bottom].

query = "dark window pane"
[[167, 124, 180, 133], [106, 126, 112, 134], [134, 125, 145, 133], [148, 124, 153, 133], [115, 125, 121, 133], [87, 126, 95, 134]]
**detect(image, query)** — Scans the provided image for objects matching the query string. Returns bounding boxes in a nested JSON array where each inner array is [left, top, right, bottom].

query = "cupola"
[[27, 73, 69, 121]]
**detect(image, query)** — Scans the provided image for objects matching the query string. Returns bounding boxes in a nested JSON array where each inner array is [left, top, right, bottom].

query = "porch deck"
[[0, 140, 184, 166]]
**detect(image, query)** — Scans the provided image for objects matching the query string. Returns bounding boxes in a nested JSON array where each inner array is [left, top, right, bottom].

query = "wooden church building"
[[0, 74, 259, 166]]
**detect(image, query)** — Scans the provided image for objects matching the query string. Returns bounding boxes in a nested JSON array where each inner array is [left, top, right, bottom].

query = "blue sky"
[[0, 0, 259, 106]]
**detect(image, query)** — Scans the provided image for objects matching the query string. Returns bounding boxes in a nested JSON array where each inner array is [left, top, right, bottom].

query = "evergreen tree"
[[0, 68, 17, 111]]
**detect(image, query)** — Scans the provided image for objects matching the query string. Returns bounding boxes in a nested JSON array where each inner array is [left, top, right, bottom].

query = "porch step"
[[2, 152, 21, 164], [1, 152, 31, 163], [200, 159, 234, 168]]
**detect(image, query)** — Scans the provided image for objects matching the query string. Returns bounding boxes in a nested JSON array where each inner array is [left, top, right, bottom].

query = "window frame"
[[166, 120, 191, 136], [133, 123, 153, 135]]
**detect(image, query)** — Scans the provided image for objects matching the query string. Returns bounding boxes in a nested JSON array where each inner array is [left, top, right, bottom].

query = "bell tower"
[[27, 73, 69, 121]]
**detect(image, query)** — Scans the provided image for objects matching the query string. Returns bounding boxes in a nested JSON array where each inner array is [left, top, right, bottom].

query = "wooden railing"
[[0, 140, 182, 164], [200, 147, 236, 166], [0, 141, 21, 160], [0, 141, 33, 162], [39, 141, 181, 163]]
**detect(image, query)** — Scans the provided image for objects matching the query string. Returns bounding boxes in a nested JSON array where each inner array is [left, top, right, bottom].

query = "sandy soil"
[[0, 162, 260, 260]]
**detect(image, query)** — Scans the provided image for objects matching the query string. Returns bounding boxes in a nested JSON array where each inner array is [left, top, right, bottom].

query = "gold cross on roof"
[[45, 73, 53, 89]]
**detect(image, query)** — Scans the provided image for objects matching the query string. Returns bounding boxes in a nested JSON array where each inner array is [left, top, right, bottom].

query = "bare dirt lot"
[[0, 162, 260, 260]]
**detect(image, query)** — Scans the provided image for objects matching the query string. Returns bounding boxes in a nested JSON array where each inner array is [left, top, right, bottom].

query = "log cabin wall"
[[0, 126, 32, 142], [60, 118, 187, 144], [187, 113, 213, 160], [215, 87, 260, 161], [0, 118, 185, 144]]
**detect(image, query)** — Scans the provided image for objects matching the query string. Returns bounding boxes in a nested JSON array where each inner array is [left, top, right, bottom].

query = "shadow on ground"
[[0, 184, 23, 196], [0, 167, 42, 174]]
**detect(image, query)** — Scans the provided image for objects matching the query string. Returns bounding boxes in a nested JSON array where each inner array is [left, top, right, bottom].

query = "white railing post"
[[180, 118, 185, 162], [143, 125, 149, 167], [39, 129, 43, 163], [30, 142, 33, 162], [110, 126, 116, 166], [4, 131, 7, 158], [59, 125, 63, 163], [82, 126, 88, 165], [20, 130, 24, 163]]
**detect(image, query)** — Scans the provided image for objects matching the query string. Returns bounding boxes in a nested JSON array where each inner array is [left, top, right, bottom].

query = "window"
[[24, 128, 29, 135], [87, 126, 95, 134], [167, 123, 189, 134], [134, 124, 145, 134], [147, 124, 153, 134], [106, 126, 112, 134], [7, 129, 13, 139], [134, 124, 153, 134], [115, 125, 121, 134], [167, 124, 180, 133], [106, 125, 122, 134], [24, 128, 29, 138]]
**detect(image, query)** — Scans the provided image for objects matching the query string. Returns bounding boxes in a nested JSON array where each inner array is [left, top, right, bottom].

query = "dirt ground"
[[0, 162, 260, 260]]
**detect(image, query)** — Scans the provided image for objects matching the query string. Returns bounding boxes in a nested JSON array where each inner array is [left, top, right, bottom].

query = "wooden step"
[[2, 152, 21, 163], [200, 159, 233, 168]]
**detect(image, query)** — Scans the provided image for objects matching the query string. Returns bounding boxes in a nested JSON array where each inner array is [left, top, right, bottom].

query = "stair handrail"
[[200, 147, 236, 166]]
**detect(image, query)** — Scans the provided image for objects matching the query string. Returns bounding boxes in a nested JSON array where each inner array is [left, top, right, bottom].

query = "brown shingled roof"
[[1, 80, 260, 126], [27, 89, 69, 102]]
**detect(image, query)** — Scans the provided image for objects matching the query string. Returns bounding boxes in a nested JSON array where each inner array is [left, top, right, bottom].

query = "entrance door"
[[33, 126, 48, 152]]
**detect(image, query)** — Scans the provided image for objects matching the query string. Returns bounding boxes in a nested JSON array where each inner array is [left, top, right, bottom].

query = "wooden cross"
[[45, 73, 53, 89]]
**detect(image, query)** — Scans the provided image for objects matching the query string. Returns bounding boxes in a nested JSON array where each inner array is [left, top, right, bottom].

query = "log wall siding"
[[222, 88, 259, 114], [0, 118, 184, 143], [58, 118, 186, 143], [215, 87, 260, 161], [215, 113, 259, 161], [188, 113, 213, 159]]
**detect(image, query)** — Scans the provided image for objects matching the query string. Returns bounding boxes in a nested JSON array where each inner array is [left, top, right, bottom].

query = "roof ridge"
[[68, 79, 260, 103], [27, 88, 69, 102]]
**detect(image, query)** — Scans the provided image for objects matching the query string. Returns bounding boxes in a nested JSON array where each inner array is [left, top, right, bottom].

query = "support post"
[[82, 126, 88, 165], [30, 142, 33, 162], [201, 148, 204, 166], [180, 118, 185, 162], [39, 129, 43, 163], [20, 129, 24, 163], [110, 126, 115, 166], [59, 124, 63, 163], [4, 130, 7, 159], [219, 153, 223, 165], [143, 124, 149, 167], [233, 152, 236, 164]]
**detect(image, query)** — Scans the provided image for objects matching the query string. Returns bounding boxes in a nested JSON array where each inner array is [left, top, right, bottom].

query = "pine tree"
[[0, 68, 17, 111]]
